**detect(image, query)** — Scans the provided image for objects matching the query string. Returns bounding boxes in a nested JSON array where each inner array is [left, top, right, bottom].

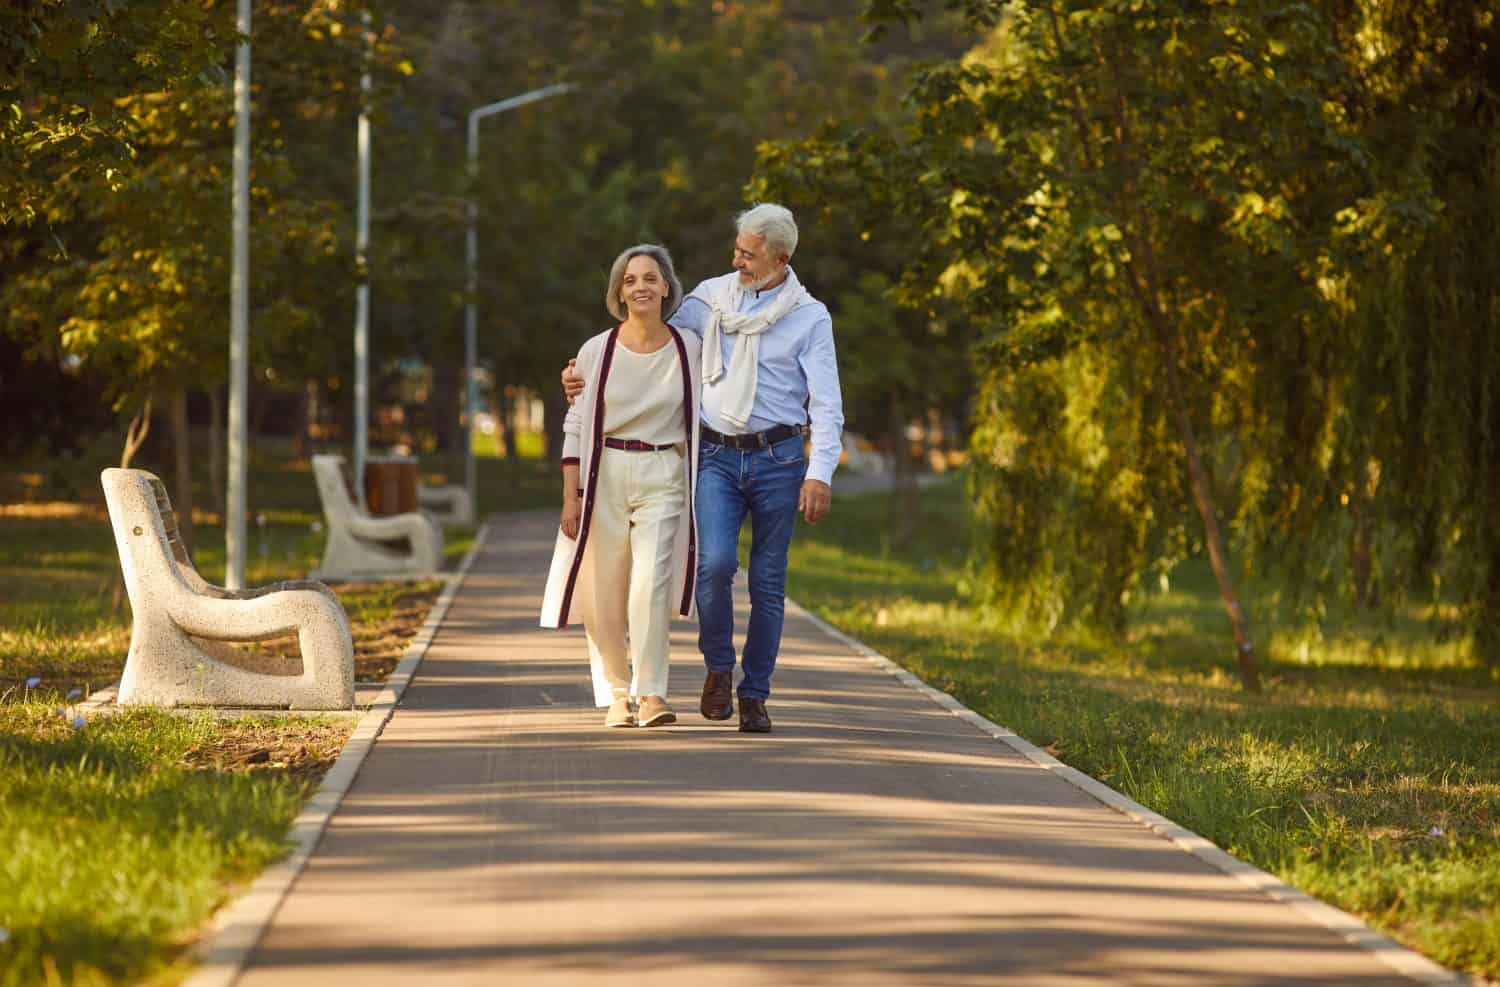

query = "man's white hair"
[[736, 203, 798, 262]]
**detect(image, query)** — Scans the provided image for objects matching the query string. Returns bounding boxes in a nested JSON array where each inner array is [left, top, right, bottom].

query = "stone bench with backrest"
[[310, 453, 443, 579], [841, 432, 890, 474], [101, 467, 355, 709], [417, 481, 474, 526]]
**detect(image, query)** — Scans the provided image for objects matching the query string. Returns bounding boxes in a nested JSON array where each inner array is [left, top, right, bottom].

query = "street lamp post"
[[353, 8, 373, 507], [464, 82, 576, 513], [226, 0, 251, 590]]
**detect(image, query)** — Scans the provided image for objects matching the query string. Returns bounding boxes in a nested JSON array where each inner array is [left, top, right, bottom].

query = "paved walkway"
[[237, 513, 1418, 986]]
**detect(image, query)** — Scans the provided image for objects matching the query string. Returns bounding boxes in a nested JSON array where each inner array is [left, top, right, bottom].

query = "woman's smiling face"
[[620, 254, 667, 319]]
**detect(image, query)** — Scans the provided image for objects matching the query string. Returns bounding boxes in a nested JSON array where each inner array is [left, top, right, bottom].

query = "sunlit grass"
[[789, 476, 1500, 980], [471, 427, 546, 461], [0, 705, 350, 986]]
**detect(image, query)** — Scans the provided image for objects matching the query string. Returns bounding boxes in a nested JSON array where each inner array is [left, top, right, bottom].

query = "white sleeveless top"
[[602, 340, 687, 445]]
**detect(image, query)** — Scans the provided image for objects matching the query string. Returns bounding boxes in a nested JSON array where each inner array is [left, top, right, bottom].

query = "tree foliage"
[[2, 1, 955, 463], [10, 0, 1497, 679], [753, 0, 1500, 680], [2, 1, 404, 428], [375, 0, 967, 449], [1303, 0, 1500, 662], [1, 0, 223, 227]]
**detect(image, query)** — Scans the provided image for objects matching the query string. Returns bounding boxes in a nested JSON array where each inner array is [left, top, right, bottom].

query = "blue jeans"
[[695, 433, 805, 701]]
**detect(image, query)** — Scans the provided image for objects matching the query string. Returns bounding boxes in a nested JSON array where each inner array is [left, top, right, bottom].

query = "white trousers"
[[578, 445, 685, 705]]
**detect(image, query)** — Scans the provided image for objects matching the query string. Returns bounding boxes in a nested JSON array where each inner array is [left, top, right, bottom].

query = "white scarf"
[[702, 268, 810, 432]]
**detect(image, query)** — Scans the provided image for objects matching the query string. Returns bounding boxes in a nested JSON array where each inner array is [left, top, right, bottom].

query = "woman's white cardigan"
[[539, 324, 702, 637]]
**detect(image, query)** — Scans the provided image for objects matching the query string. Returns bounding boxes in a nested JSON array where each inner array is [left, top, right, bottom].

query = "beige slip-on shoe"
[[605, 696, 636, 728], [638, 695, 677, 728]]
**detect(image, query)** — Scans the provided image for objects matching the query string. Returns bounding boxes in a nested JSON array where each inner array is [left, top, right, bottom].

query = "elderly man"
[[563, 203, 843, 733]]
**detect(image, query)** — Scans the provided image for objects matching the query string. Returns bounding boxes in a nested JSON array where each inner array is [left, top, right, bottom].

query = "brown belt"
[[604, 437, 680, 452]]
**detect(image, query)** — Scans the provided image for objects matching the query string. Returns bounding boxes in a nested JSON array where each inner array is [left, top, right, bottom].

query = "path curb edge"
[[180, 519, 493, 987]]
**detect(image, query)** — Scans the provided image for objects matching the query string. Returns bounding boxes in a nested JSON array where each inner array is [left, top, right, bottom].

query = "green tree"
[[2, 0, 405, 545], [777, 0, 1382, 690], [1281, 0, 1500, 667], [1, 0, 222, 226], [753, 125, 974, 537]]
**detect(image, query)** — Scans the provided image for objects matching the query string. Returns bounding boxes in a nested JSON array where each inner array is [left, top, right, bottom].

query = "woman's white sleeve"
[[560, 348, 586, 464]]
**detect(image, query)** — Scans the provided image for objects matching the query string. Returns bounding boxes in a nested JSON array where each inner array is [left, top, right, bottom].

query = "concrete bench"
[[418, 482, 474, 526], [841, 432, 891, 474], [311, 453, 443, 579], [101, 467, 355, 710]]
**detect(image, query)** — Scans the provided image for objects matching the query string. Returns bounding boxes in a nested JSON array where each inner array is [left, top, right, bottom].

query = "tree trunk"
[[1116, 213, 1260, 691], [1157, 332, 1261, 692], [120, 394, 153, 469], [295, 378, 316, 458], [332, 377, 353, 447], [169, 387, 195, 558], [500, 383, 519, 461], [208, 386, 224, 516], [429, 358, 460, 454], [1350, 500, 1379, 609], [250, 379, 272, 456], [889, 391, 918, 545], [1349, 459, 1381, 609], [493, 359, 518, 462], [487, 387, 514, 493], [541, 388, 568, 461]]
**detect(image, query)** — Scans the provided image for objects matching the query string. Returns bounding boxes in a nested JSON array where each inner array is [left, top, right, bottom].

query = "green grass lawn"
[[0, 705, 349, 987], [789, 476, 1500, 980], [0, 445, 552, 985], [470, 427, 547, 462]]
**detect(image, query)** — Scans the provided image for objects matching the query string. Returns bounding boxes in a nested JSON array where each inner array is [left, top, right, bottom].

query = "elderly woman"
[[540, 244, 702, 728]]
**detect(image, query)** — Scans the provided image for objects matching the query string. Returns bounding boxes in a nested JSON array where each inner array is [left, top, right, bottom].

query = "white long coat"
[[539, 324, 702, 635]]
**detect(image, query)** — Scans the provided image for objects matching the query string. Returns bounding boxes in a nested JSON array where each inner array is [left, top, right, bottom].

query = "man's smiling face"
[[733, 231, 785, 291]]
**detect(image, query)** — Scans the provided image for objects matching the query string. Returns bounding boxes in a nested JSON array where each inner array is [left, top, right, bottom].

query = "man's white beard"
[[742, 268, 779, 292]]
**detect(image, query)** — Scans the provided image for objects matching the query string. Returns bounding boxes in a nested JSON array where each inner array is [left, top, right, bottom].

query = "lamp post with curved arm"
[[464, 82, 577, 513]]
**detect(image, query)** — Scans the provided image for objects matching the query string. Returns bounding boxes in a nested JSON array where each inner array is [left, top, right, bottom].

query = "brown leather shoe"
[[700, 671, 734, 720], [738, 698, 772, 733]]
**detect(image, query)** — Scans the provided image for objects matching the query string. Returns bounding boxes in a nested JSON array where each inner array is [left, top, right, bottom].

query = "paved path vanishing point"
[[235, 512, 1422, 986]]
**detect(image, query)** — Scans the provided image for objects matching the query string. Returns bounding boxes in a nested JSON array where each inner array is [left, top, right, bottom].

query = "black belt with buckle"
[[603, 437, 680, 452], [700, 423, 805, 450]]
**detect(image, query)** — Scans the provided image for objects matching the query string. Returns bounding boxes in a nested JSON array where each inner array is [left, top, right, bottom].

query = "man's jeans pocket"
[[766, 434, 806, 466]]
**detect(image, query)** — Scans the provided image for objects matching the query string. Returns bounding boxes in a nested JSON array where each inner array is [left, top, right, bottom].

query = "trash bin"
[[364, 455, 419, 516]]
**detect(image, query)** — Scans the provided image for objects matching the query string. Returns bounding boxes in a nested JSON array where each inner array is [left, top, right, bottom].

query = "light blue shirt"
[[672, 271, 845, 486]]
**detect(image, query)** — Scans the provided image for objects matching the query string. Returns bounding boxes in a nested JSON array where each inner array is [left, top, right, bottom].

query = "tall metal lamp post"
[[352, 8, 373, 506], [226, 0, 252, 590], [464, 82, 576, 512]]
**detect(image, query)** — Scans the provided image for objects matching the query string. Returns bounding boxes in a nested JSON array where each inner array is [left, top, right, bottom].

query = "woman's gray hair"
[[736, 203, 799, 261], [605, 243, 684, 322]]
